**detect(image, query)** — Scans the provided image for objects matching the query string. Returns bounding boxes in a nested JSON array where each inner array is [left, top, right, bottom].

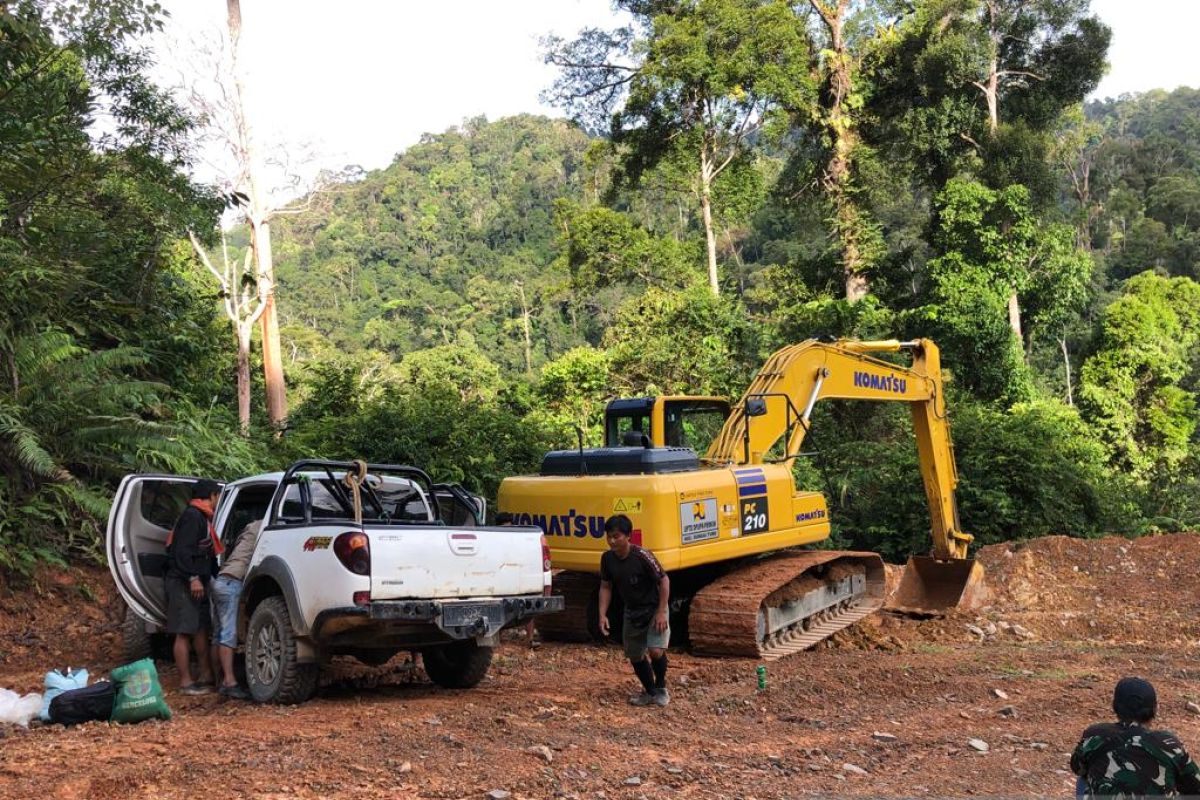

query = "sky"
[[155, 0, 1200, 181]]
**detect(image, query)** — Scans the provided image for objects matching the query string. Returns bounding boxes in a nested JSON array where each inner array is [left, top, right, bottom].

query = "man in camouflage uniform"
[[1072, 677, 1200, 797]]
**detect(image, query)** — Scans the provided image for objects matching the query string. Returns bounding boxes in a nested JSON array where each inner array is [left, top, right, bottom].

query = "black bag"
[[48, 680, 116, 726]]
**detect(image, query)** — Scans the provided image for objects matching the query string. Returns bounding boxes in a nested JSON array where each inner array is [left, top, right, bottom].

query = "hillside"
[[272, 115, 594, 373]]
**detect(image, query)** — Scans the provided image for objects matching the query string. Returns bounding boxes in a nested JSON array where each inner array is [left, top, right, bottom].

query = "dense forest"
[[3, 0, 1199, 576]]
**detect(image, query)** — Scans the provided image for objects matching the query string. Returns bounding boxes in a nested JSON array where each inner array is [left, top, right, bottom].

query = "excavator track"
[[688, 550, 886, 660], [536, 571, 599, 642]]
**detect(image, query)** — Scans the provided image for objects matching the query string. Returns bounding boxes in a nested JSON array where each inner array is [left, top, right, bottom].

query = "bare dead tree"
[[165, 8, 363, 433], [188, 228, 266, 433]]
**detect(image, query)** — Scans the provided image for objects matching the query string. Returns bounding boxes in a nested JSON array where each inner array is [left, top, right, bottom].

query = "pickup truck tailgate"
[[368, 526, 544, 599]]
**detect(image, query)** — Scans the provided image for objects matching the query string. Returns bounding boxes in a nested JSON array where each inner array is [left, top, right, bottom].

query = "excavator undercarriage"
[[539, 551, 889, 659]]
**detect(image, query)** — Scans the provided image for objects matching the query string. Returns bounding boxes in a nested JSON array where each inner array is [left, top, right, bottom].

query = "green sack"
[[110, 658, 171, 723]]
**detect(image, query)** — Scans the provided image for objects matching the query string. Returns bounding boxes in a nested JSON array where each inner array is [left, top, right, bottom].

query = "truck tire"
[[422, 640, 493, 689], [246, 596, 319, 704], [121, 606, 153, 663]]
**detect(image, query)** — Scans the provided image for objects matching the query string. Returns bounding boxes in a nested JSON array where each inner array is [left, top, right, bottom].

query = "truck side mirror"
[[745, 398, 768, 417]]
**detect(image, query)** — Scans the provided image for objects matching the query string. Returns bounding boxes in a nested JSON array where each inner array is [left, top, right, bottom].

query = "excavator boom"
[[708, 338, 983, 611]]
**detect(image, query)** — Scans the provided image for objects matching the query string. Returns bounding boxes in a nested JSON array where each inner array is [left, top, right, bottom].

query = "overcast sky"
[[155, 0, 1200, 179]]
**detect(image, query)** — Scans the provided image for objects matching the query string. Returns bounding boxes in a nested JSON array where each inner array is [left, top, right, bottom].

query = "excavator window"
[[610, 413, 649, 446], [604, 397, 654, 447], [662, 400, 729, 450]]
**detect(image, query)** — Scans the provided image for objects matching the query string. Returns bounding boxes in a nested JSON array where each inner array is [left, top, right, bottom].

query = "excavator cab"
[[604, 396, 730, 450]]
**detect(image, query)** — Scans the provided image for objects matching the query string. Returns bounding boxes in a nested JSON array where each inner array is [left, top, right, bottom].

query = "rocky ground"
[[2, 533, 1200, 800]]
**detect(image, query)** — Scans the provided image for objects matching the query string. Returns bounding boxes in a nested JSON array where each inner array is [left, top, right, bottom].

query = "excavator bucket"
[[886, 556, 987, 615]]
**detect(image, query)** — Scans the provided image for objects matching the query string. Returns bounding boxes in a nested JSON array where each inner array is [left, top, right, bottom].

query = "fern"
[[0, 406, 62, 479]]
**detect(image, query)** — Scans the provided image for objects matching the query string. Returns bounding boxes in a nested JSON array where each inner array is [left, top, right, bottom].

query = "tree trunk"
[[979, 11, 1025, 340], [517, 283, 533, 375], [985, 58, 999, 132], [812, 1, 869, 302], [235, 323, 252, 434], [229, 0, 287, 429], [699, 154, 720, 296], [254, 221, 288, 427], [1060, 334, 1074, 406], [1007, 291, 1023, 342]]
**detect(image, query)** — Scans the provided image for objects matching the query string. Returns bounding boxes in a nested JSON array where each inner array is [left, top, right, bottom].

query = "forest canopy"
[[2, 0, 1198, 574]]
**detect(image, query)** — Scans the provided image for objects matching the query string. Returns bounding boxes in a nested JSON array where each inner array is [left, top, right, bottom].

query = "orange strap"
[[166, 499, 225, 556]]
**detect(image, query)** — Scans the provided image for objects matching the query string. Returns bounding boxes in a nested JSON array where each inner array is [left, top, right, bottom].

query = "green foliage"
[[1086, 88, 1200, 281], [0, 1, 235, 575], [1079, 272, 1200, 478], [284, 359, 552, 499], [397, 335, 503, 403], [924, 178, 1091, 402], [272, 115, 592, 374], [821, 399, 1116, 562], [866, 0, 1110, 198], [602, 285, 758, 397], [530, 347, 613, 445]]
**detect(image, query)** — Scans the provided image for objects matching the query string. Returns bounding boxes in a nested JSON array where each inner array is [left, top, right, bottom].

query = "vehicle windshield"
[[275, 472, 434, 525]]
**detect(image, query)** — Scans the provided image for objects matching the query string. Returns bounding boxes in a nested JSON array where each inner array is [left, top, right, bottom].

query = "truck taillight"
[[334, 531, 371, 575], [541, 534, 552, 572]]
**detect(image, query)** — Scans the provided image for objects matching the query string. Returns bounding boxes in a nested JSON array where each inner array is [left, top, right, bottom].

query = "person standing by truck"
[[210, 519, 261, 700], [165, 479, 223, 695], [598, 514, 671, 707]]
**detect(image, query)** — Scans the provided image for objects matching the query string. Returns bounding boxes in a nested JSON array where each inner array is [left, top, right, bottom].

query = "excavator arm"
[[707, 338, 972, 562]]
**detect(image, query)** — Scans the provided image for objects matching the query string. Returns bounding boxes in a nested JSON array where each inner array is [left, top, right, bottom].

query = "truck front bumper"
[[368, 594, 565, 639]]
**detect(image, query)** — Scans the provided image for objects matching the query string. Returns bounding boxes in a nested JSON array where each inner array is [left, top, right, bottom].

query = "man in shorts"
[[165, 479, 223, 695], [598, 514, 671, 707], [210, 519, 261, 700]]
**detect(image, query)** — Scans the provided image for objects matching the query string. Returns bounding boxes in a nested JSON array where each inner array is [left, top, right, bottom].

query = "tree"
[[224, 0, 286, 428], [925, 178, 1090, 402], [802, 0, 886, 302], [866, 0, 1109, 331], [0, 0, 254, 573], [1079, 272, 1200, 478], [544, 0, 812, 295], [187, 228, 265, 432], [602, 284, 758, 396]]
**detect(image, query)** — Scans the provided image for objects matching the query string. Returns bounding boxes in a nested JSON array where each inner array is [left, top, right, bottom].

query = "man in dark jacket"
[[1072, 676, 1200, 797], [165, 479, 223, 695]]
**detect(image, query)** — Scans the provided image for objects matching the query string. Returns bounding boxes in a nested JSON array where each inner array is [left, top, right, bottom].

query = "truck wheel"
[[246, 596, 319, 704], [422, 640, 493, 689], [121, 606, 153, 662]]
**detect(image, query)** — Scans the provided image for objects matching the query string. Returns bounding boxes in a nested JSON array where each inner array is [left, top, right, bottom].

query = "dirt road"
[[2, 533, 1199, 799]]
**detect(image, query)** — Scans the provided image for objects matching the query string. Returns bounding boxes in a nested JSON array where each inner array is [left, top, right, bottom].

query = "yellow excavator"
[[497, 338, 986, 659]]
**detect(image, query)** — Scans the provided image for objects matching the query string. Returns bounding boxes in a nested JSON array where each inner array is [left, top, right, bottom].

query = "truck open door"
[[106, 474, 205, 626]]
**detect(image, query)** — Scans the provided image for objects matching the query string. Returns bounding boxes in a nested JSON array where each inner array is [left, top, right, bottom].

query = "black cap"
[[1113, 677, 1157, 722], [191, 479, 220, 499]]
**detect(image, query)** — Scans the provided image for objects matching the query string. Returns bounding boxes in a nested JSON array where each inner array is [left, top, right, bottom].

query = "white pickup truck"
[[108, 459, 562, 704]]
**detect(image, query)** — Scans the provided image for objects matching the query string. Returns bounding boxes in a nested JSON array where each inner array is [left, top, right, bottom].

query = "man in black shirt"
[[599, 514, 671, 707], [165, 479, 223, 695]]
